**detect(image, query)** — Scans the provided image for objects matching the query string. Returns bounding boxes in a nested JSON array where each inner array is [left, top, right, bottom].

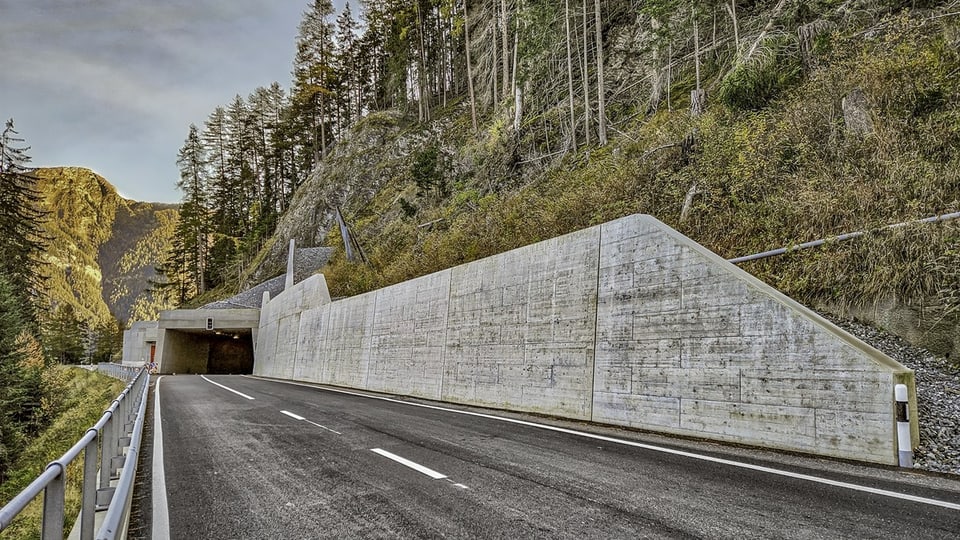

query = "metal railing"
[[728, 210, 960, 264], [95, 363, 142, 382], [0, 367, 150, 540]]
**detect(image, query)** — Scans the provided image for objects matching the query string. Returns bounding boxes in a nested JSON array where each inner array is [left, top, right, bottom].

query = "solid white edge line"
[[281, 410, 306, 421], [201, 375, 255, 400], [246, 376, 960, 511], [371, 448, 448, 480], [152, 376, 171, 540]]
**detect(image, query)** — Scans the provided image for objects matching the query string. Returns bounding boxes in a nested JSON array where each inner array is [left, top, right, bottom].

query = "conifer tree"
[[175, 124, 210, 297], [226, 95, 254, 236], [335, 2, 360, 129], [0, 273, 29, 483], [292, 0, 336, 164], [203, 107, 235, 234], [0, 118, 47, 311]]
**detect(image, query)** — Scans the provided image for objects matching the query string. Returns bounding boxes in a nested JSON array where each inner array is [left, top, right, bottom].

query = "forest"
[[0, 120, 66, 483]]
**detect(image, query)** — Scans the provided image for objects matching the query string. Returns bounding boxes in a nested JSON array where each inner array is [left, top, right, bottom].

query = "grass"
[[0, 367, 126, 540]]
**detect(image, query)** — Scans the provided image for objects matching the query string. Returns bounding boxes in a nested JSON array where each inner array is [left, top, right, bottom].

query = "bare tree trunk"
[[439, 6, 447, 108], [319, 95, 327, 158], [512, 6, 521, 131], [690, 8, 705, 116], [501, 0, 510, 96], [667, 43, 672, 111], [514, 86, 522, 132], [726, 1, 740, 54], [464, 1, 478, 131], [693, 9, 701, 91], [743, 0, 786, 63], [582, 0, 591, 145], [492, 17, 499, 107], [565, 0, 577, 149], [511, 2, 519, 97], [417, 2, 429, 122], [594, 0, 607, 145]]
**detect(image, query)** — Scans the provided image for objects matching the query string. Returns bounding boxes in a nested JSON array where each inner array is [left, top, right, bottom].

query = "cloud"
[[0, 0, 336, 202]]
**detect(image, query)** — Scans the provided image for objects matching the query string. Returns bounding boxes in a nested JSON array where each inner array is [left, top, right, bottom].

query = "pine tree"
[[335, 2, 360, 129], [203, 107, 236, 234], [175, 124, 210, 297], [226, 95, 255, 236], [0, 119, 47, 312], [0, 273, 29, 483], [41, 303, 85, 364], [153, 234, 191, 305], [292, 0, 337, 165]]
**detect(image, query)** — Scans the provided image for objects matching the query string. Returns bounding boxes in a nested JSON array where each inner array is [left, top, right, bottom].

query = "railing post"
[[41, 464, 65, 540], [99, 413, 113, 490], [80, 432, 98, 540]]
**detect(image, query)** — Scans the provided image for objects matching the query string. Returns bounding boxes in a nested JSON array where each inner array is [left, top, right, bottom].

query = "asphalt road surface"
[[153, 375, 960, 539]]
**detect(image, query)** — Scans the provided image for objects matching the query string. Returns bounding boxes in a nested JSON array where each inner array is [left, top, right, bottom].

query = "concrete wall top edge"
[[617, 214, 912, 376], [129, 321, 158, 329]]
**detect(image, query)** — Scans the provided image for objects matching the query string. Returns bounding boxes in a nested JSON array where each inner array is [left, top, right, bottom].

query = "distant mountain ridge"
[[32, 167, 178, 325]]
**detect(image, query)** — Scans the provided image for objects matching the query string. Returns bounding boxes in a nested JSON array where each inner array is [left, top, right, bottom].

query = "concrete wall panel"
[[592, 215, 914, 463], [321, 292, 377, 388], [441, 227, 599, 419], [366, 270, 450, 399], [122, 321, 158, 366]]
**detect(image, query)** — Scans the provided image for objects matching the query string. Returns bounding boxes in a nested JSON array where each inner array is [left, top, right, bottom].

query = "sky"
[[0, 0, 347, 204]]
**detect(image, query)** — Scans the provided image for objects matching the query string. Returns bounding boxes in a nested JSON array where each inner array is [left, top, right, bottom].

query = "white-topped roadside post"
[[895, 384, 913, 467]]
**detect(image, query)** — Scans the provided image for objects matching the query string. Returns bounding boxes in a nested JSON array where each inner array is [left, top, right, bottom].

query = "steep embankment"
[[32, 167, 178, 325], [245, 5, 960, 357]]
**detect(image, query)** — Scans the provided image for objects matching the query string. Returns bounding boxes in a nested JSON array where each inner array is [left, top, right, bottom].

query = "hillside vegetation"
[[0, 367, 125, 539], [240, 2, 960, 358]]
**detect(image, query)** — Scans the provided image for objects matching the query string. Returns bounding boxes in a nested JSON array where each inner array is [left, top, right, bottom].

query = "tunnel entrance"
[[159, 328, 256, 375], [156, 308, 261, 375], [207, 333, 255, 374]]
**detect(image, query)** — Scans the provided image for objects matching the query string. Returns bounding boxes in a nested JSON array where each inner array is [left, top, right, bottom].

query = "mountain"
[[32, 167, 178, 326]]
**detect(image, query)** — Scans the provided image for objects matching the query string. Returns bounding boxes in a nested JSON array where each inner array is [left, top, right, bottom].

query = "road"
[[153, 375, 960, 539]]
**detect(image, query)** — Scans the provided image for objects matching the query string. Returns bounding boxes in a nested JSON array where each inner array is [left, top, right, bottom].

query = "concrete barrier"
[[253, 214, 917, 465]]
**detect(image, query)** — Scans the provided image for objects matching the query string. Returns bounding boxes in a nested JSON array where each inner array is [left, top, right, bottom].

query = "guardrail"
[[96, 363, 142, 382], [0, 366, 150, 540]]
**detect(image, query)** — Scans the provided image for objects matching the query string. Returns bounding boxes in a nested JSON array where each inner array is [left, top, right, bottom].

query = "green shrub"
[[718, 34, 803, 111]]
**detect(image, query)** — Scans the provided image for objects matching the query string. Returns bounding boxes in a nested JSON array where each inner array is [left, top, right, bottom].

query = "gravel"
[[825, 315, 960, 475]]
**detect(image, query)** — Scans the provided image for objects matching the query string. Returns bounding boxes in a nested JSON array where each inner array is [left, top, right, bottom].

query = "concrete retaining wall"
[[253, 214, 917, 465]]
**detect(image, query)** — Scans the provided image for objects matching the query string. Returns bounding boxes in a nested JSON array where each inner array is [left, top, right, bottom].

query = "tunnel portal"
[[155, 309, 261, 375]]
